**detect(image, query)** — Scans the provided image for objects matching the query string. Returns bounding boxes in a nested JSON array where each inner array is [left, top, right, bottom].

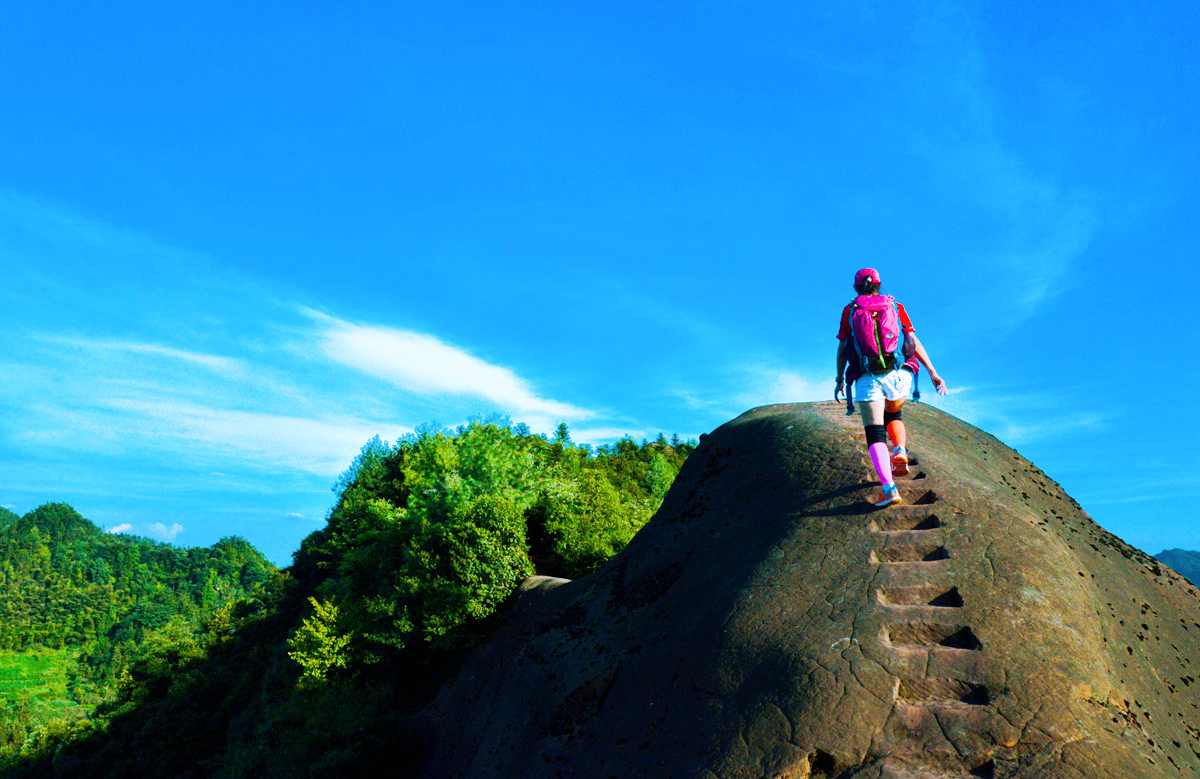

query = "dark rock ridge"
[[416, 403, 1200, 777]]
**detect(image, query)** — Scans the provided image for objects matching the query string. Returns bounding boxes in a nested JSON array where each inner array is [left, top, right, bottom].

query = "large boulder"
[[416, 403, 1200, 777]]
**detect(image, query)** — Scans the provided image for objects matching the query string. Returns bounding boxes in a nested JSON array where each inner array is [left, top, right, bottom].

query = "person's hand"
[[834, 379, 845, 402], [931, 374, 948, 395]]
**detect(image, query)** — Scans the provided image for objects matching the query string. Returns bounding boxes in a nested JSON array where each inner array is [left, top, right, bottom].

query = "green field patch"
[[0, 648, 74, 697], [0, 647, 83, 719]]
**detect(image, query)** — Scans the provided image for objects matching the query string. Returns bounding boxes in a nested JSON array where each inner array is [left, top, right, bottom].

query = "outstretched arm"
[[908, 333, 947, 395], [835, 339, 849, 401]]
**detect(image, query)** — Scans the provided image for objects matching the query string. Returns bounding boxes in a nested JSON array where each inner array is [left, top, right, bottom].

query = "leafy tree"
[[288, 597, 351, 686], [297, 421, 540, 659], [531, 470, 634, 578]]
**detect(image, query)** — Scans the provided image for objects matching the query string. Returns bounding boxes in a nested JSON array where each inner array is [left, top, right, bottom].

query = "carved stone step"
[[878, 585, 963, 607], [885, 623, 982, 650], [873, 512, 943, 532], [897, 678, 990, 706], [872, 544, 950, 563]]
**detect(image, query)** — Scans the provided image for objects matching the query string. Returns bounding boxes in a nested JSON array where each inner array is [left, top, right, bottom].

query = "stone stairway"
[[814, 401, 998, 778]]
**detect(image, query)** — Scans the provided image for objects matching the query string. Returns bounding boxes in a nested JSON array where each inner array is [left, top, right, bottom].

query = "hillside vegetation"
[[0, 503, 273, 763], [1, 421, 694, 777]]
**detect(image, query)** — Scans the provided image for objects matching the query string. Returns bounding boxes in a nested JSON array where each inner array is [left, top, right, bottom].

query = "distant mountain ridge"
[[0, 502, 275, 652], [10, 502, 103, 542], [1156, 548, 1200, 587]]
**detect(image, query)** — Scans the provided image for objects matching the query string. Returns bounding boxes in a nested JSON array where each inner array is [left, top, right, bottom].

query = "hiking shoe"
[[891, 446, 909, 477], [872, 484, 902, 508]]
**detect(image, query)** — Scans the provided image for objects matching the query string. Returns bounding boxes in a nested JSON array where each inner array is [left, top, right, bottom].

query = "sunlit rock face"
[[417, 403, 1200, 778]]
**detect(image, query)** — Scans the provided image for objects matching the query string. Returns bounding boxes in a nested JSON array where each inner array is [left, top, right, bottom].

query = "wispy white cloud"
[[757, 370, 829, 405], [931, 139, 1098, 325], [148, 522, 184, 542], [664, 386, 735, 416], [2, 336, 402, 476], [106, 522, 186, 541], [999, 187, 1097, 317], [732, 365, 829, 410], [1086, 489, 1194, 507], [101, 398, 397, 476], [3, 307, 608, 488], [655, 364, 830, 428], [37, 335, 241, 373], [306, 309, 592, 421]]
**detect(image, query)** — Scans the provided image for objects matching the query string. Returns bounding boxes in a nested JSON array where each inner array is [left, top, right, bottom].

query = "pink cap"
[[854, 268, 881, 286]]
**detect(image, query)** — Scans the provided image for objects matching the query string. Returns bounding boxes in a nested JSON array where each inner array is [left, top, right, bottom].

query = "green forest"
[[0, 421, 695, 777], [0, 502, 273, 766]]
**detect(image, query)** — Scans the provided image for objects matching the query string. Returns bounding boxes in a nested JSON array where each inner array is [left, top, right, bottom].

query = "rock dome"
[[417, 403, 1200, 777]]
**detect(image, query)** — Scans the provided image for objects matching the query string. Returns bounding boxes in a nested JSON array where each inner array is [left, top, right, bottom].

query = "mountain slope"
[[0, 503, 274, 652], [419, 402, 1200, 777]]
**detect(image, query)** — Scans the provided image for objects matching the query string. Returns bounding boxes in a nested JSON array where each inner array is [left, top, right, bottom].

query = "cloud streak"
[[1, 329, 408, 477], [307, 310, 592, 421], [3, 311, 606, 491], [102, 398, 395, 477]]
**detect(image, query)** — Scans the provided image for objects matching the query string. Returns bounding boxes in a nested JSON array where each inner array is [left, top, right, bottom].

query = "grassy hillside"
[[0, 647, 94, 753], [0, 421, 695, 777]]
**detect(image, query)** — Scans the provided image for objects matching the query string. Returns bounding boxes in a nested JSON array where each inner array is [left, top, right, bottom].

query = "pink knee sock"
[[869, 441, 894, 487]]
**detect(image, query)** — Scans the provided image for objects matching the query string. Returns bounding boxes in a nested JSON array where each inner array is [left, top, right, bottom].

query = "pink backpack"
[[849, 294, 906, 376]]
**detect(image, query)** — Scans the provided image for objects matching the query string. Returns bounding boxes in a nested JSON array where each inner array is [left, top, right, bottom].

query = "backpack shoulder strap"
[[889, 299, 908, 358]]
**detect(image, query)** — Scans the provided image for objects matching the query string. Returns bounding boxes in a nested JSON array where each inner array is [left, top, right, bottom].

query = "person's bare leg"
[[859, 398, 884, 426], [859, 398, 895, 492]]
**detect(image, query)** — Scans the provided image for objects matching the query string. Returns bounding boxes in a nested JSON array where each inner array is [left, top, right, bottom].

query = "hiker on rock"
[[835, 268, 947, 507]]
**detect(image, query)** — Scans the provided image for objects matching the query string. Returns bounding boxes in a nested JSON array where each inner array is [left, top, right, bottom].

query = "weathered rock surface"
[[416, 403, 1200, 777]]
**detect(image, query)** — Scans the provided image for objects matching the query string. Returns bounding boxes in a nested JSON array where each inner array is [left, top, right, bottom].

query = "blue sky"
[[1, 1, 1195, 566]]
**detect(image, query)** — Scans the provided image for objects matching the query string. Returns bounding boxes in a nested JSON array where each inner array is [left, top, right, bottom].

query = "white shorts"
[[854, 368, 913, 403]]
